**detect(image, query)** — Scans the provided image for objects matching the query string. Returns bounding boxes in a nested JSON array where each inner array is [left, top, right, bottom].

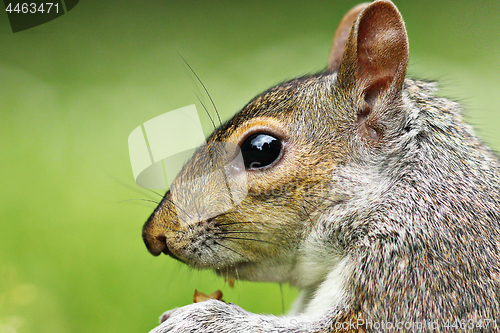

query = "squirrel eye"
[[240, 133, 282, 170]]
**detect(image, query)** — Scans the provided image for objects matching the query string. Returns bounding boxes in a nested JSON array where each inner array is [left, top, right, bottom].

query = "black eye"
[[241, 133, 282, 169]]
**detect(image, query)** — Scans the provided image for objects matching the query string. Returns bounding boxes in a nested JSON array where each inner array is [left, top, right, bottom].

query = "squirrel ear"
[[327, 3, 370, 72], [337, 0, 409, 107]]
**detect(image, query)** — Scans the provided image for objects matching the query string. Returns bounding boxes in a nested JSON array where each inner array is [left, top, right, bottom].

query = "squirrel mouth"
[[142, 229, 184, 264], [161, 246, 184, 263]]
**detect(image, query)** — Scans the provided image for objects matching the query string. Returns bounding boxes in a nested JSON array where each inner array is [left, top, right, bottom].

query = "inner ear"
[[356, 3, 408, 99], [364, 77, 391, 107]]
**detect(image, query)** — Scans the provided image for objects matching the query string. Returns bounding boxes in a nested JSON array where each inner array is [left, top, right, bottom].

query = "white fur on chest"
[[289, 257, 348, 320]]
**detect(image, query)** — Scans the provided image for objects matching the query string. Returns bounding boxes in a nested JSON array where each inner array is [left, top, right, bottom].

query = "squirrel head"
[[142, 0, 409, 285]]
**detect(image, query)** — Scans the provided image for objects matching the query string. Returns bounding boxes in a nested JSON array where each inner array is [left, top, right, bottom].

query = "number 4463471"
[[5, 3, 59, 14]]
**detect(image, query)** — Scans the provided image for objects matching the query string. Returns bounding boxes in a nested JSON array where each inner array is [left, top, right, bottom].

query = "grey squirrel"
[[142, 1, 500, 332]]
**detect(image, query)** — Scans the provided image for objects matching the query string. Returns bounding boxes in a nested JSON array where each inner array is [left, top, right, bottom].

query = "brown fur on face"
[[142, 73, 358, 281]]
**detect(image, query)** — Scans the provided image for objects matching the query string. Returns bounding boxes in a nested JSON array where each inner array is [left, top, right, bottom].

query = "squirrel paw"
[[149, 299, 248, 333]]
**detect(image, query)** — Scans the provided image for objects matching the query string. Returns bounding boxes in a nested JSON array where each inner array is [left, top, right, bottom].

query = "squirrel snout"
[[142, 193, 183, 260], [142, 214, 168, 256]]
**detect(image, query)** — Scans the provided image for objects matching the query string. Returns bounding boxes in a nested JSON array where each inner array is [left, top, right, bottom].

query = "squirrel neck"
[[287, 78, 500, 313]]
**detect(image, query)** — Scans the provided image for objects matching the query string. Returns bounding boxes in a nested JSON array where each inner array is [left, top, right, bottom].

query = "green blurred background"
[[0, 1, 499, 332]]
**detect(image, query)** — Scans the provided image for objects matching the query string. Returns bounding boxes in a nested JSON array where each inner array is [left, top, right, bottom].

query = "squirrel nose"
[[142, 212, 168, 256]]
